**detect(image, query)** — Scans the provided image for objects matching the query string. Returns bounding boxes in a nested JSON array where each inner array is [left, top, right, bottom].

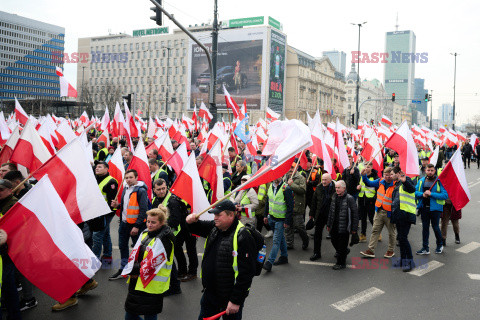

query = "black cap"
[[0, 179, 13, 189], [222, 163, 229, 170], [208, 200, 236, 215], [421, 157, 429, 161]]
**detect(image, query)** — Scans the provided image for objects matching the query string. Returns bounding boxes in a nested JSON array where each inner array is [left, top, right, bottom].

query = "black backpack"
[[242, 223, 265, 276]]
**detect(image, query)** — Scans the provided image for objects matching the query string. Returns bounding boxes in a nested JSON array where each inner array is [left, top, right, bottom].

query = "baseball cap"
[[0, 179, 13, 189], [241, 175, 251, 181], [208, 200, 236, 215]]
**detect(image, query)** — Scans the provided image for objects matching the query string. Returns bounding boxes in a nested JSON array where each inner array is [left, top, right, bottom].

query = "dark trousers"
[[168, 262, 181, 292], [313, 219, 327, 255], [330, 230, 350, 266], [463, 155, 471, 168], [1, 258, 22, 320], [175, 228, 198, 275], [198, 292, 243, 320], [255, 214, 271, 233], [396, 221, 413, 264], [477, 155, 480, 169], [420, 209, 443, 250], [358, 197, 376, 235], [119, 221, 141, 269]]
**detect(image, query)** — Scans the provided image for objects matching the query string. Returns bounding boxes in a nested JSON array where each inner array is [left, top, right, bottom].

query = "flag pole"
[[290, 149, 304, 178], [12, 173, 33, 193]]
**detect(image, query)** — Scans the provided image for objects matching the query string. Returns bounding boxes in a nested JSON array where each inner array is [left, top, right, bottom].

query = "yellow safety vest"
[[267, 184, 287, 219], [399, 185, 416, 215], [386, 155, 394, 164], [359, 176, 376, 198], [240, 191, 254, 217], [98, 176, 116, 201], [132, 232, 174, 294], [152, 193, 181, 236], [95, 147, 108, 160], [258, 184, 267, 201], [417, 179, 445, 206], [153, 168, 168, 182]]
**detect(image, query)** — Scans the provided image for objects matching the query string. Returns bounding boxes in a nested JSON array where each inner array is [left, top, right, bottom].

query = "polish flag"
[[385, 121, 419, 177], [266, 107, 280, 121], [198, 102, 213, 123], [0, 111, 11, 146], [198, 139, 224, 203], [10, 120, 52, 172], [361, 131, 383, 177], [147, 117, 156, 139], [439, 149, 471, 210], [170, 153, 211, 220], [429, 146, 439, 165], [0, 126, 20, 164], [168, 121, 179, 139], [33, 138, 111, 224], [381, 115, 393, 126], [444, 130, 458, 148], [223, 85, 240, 119], [15, 97, 29, 126], [55, 120, 77, 150], [146, 133, 174, 162], [97, 129, 110, 147], [469, 134, 479, 150], [334, 118, 350, 173], [108, 147, 125, 203], [37, 121, 56, 155], [308, 117, 334, 173], [192, 105, 199, 131], [100, 106, 110, 132], [79, 111, 89, 124], [128, 139, 152, 199], [167, 142, 188, 177], [55, 66, 64, 76], [239, 120, 312, 191], [59, 76, 78, 98], [0, 176, 100, 303], [124, 100, 139, 138]]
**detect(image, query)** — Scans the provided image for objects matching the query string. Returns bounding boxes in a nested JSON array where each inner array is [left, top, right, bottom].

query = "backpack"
[[242, 223, 265, 276]]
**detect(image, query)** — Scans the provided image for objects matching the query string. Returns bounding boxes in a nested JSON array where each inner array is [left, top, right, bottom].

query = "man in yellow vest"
[[186, 200, 257, 320], [109, 169, 148, 280], [389, 167, 417, 272], [356, 163, 378, 243], [95, 141, 108, 161], [149, 158, 169, 187], [230, 175, 259, 226]]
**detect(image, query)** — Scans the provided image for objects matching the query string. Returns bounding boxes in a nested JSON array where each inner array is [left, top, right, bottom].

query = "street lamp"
[[450, 52, 458, 130], [351, 21, 367, 129], [162, 46, 172, 118]]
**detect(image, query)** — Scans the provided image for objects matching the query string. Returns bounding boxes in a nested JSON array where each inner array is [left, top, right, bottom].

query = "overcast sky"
[[3, 0, 479, 124]]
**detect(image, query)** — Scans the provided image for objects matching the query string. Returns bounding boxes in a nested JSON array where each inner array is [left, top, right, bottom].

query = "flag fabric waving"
[[438, 149, 471, 210]]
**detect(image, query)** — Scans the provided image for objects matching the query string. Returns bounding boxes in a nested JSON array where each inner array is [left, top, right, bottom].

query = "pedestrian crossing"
[[299, 260, 354, 269], [409, 260, 444, 277], [467, 273, 480, 280], [456, 242, 480, 254], [330, 287, 385, 312]]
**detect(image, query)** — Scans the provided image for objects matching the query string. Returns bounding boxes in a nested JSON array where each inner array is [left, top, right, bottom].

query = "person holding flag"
[[230, 175, 259, 227]]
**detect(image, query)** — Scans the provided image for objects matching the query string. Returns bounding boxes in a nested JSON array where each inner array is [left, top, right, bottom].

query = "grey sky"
[[3, 0, 479, 124]]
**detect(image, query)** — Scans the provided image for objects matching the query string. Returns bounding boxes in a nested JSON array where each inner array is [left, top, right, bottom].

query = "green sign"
[[133, 27, 169, 37], [268, 17, 282, 31], [228, 16, 264, 28]]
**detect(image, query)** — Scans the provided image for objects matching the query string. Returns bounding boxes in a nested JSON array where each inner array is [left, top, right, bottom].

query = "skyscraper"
[[414, 78, 428, 117], [438, 103, 453, 127], [322, 50, 346, 79], [384, 30, 416, 107]]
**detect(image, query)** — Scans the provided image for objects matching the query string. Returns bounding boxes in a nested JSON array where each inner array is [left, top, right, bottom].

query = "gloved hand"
[[0, 229, 7, 245]]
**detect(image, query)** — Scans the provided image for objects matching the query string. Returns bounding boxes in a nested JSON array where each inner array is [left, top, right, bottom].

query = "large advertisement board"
[[187, 27, 268, 111], [268, 29, 286, 114]]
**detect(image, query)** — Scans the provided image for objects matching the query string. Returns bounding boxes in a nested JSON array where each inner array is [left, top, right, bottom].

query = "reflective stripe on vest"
[[133, 232, 174, 294], [95, 147, 108, 160], [126, 192, 140, 223], [399, 186, 416, 215], [375, 181, 395, 211], [258, 184, 267, 201], [359, 176, 376, 198], [240, 191, 254, 217], [224, 177, 232, 193], [267, 184, 287, 218], [153, 168, 167, 182], [386, 155, 394, 164], [418, 179, 445, 206], [98, 175, 116, 201]]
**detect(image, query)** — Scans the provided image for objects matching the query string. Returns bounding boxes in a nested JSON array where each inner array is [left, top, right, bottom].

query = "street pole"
[[451, 52, 458, 130], [429, 89, 433, 130], [163, 47, 171, 117], [352, 22, 367, 129], [210, 0, 218, 129]]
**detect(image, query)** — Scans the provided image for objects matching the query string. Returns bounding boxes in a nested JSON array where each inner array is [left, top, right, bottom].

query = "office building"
[[322, 50, 346, 79]]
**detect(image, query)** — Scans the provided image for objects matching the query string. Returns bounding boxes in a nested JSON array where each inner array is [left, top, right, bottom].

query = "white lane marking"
[[331, 287, 385, 312], [300, 260, 354, 268], [467, 273, 480, 280], [409, 260, 444, 276], [467, 181, 480, 188], [457, 242, 480, 254], [113, 245, 119, 250]]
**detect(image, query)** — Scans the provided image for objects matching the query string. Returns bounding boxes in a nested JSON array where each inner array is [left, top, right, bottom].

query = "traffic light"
[[122, 94, 132, 108], [425, 93, 429, 102], [351, 113, 355, 124], [150, 2, 162, 26], [428, 94, 432, 101], [391, 93, 396, 102]]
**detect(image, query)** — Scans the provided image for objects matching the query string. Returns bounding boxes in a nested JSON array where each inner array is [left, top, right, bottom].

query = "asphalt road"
[[21, 165, 480, 320]]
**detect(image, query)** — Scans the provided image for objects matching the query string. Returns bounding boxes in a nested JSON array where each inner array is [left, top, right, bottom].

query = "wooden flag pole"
[[11, 173, 33, 193]]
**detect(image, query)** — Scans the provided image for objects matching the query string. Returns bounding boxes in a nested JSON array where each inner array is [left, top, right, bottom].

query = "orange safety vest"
[[310, 170, 318, 191], [126, 192, 140, 224], [375, 180, 396, 212]]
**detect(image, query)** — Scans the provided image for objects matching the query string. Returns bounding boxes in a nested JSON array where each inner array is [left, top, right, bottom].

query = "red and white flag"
[[108, 147, 125, 202], [223, 85, 240, 119], [385, 121, 419, 177], [381, 115, 393, 126], [97, 129, 110, 148], [266, 107, 280, 121], [167, 142, 188, 177], [100, 106, 110, 132], [55, 120, 77, 149], [124, 100, 139, 138], [198, 139, 224, 203], [128, 139, 152, 199], [0, 126, 20, 164], [55, 66, 64, 76], [15, 97, 29, 126], [0, 111, 11, 146], [361, 131, 383, 177], [334, 118, 350, 173], [10, 120, 52, 172], [33, 138, 111, 224], [308, 119, 334, 174], [429, 146, 439, 165], [0, 176, 100, 303], [59, 76, 78, 98], [198, 102, 213, 123], [170, 153, 211, 220], [438, 149, 471, 210]]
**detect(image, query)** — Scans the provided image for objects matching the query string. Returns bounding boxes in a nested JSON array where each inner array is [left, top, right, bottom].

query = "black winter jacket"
[[390, 177, 417, 225], [152, 193, 185, 232], [310, 181, 335, 224], [341, 166, 361, 196], [187, 218, 257, 307], [327, 193, 359, 234], [124, 225, 175, 316]]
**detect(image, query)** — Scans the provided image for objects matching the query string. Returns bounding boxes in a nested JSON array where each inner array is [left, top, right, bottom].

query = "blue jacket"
[[362, 175, 395, 217], [415, 177, 448, 212]]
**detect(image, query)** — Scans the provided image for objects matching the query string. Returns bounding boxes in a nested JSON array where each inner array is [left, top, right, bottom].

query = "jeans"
[[1, 257, 22, 320], [396, 221, 413, 264], [125, 312, 157, 320], [198, 292, 243, 320], [267, 216, 288, 264], [92, 214, 114, 258], [420, 209, 443, 250], [119, 221, 141, 269]]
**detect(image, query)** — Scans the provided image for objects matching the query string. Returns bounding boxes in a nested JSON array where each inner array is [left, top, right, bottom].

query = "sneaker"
[[76, 279, 98, 295], [416, 248, 430, 255], [360, 249, 375, 258], [19, 298, 38, 311], [273, 256, 288, 266], [359, 234, 367, 243], [101, 255, 112, 265], [435, 246, 444, 254], [17, 284, 23, 292], [265, 230, 274, 238], [164, 288, 182, 296], [263, 261, 272, 272], [180, 274, 197, 282], [378, 234, 382, 242], [109, 270, 123, 281], [384, 251, 395, 259], [455, 235, 461, 244], [52, 298, 78, 311], [326, 233, 331, 240], [309, 253, 321, 261], [332, 264, 346, 270]]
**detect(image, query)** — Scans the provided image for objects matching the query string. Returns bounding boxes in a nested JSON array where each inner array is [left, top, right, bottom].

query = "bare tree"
[[79, 81, 95, 117], [99, 79, 122, 118]]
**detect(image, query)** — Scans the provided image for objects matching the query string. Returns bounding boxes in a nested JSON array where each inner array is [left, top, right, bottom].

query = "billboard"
[[268, 29, 286, 114], [187, 27, 268, 111]]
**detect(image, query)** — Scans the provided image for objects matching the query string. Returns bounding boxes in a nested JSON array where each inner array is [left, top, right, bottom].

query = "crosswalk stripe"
[[299, 260, 354, 268], [113, 245, 119, 250], [409, 260, 444, 277], [467, 273, 480, 280], [331, 287, 385, 312], [456, 242, 480, 254]]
